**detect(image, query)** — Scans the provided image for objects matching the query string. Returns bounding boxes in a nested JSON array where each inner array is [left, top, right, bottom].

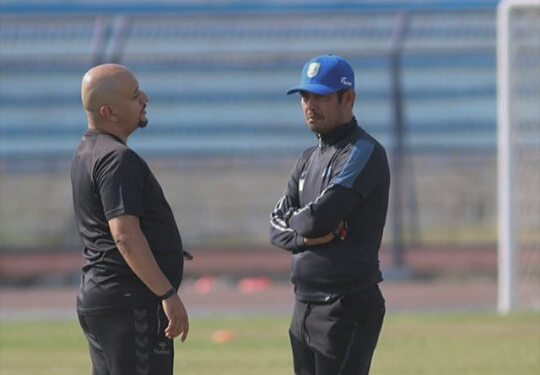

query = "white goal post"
[[497, 0, 540, 314]]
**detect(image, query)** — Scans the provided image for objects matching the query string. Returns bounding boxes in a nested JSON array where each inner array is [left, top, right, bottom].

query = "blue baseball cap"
[[286, 54, 355, 95]]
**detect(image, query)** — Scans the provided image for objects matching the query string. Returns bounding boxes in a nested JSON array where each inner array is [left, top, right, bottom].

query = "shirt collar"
[[85, 129, 126, 145]]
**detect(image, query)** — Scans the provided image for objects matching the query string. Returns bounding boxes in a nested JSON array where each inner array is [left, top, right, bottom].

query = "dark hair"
[[336, 89, 348, 104]]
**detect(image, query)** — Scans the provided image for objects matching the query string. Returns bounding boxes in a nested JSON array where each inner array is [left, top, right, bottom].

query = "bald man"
[[71, 64, 189, 375]]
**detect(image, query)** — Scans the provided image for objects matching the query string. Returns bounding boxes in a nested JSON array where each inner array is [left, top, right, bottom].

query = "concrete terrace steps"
[[0, 6, 498, 159]]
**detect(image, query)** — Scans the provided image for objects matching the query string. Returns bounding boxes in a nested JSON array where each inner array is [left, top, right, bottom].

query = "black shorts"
[[78, 305, 174, 375], [289, 284, 385, 375]]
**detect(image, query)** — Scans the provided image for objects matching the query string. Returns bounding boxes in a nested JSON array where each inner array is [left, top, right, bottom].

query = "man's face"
[[299, 91, 347, 135], [113, 72, 150, 132]]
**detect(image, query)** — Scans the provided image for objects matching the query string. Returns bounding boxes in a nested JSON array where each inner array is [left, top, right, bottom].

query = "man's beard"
[[138, 119, 148, 128]]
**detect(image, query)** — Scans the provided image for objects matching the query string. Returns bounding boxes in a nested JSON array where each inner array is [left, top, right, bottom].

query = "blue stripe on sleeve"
[[332, 139, 374, 189]]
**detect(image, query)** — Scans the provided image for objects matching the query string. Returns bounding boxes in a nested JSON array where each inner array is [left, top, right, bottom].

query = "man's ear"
[[100, 105, 117, 121], [349, 90, 356, 107], [345, 90, 356, 108]]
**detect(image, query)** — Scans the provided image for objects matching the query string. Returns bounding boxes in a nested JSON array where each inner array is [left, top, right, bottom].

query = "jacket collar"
[[317, 117, 357, 147]]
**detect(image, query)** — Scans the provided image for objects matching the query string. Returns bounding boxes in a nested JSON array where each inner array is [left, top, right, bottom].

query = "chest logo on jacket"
[[321, 165, 332, 179], [299, 171, 306, 192]]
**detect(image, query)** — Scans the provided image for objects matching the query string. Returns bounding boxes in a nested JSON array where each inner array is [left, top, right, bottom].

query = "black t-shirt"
[[71, 130, 184, 314]]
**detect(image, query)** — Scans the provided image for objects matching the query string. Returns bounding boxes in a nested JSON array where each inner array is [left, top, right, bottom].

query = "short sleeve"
[[95, 148, 147, 220]]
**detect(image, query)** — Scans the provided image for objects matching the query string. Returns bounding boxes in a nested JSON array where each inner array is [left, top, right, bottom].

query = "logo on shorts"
[[307, 62, 320, 78], [154, 341, 171, 355]]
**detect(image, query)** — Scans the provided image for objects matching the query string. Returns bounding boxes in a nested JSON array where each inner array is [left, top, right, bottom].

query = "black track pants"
[[78, 305, 174, 375], [289, 284, 385, 375]]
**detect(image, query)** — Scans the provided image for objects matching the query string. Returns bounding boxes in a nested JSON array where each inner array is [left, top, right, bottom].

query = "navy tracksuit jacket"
[[269, 117, 390, 302]]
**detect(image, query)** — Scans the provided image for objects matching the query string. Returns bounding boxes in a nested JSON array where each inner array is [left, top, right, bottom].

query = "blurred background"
[[0, 0, 538, 312]]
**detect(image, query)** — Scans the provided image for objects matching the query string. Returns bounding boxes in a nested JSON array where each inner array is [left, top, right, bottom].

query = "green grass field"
[[0, 312, 538, 375]]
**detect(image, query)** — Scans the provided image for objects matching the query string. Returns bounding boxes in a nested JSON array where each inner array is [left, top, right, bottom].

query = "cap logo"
[[341, 77, 352, 87], [307, 62, 320, 78]]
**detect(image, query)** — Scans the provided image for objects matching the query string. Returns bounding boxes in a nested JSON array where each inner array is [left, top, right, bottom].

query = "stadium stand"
[[0, 2, 503, 281], [0, 2, 498, 160]]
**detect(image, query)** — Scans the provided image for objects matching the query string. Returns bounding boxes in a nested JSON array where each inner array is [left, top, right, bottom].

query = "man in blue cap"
[[269, 54, 390, 375]]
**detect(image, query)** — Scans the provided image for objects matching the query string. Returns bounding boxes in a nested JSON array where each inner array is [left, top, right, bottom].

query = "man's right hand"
[[303, 221, 346, 246], [303, 232, 336, 246], [162, 294, 189, 342]]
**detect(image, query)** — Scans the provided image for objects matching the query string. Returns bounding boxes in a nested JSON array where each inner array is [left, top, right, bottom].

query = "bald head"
[[80, 64, 149, 139], [81, 64, 134, 113]]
